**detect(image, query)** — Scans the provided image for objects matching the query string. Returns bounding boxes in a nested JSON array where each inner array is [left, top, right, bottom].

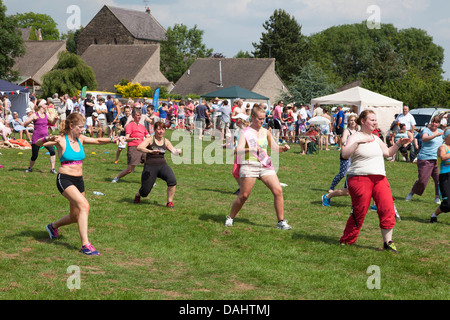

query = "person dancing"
[[323, 114, 358, 206], [134, 122, 182, 207], [225, 105, 291, 229], [39, 113, 124, 256], [431, 129, 450, 223], [339, 110, 411, 253], [23, 100, 59, 174]]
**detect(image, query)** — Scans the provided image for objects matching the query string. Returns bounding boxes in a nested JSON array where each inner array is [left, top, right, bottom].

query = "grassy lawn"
[[0, 131, 448, 300]]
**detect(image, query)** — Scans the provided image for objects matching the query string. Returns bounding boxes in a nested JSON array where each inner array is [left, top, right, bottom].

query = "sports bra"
[[60, 135, 85, 165]]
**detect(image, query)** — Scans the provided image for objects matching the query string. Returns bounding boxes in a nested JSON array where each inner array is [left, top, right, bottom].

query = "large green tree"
[[279, 61, 338, 105], [308, 22, 446, 107], [252, 9, 308, 84], [160, 24, 213, 83], [0, 1, 25, 82], [15, 12, 59, 40], [61, 26, 84, 54], [41, 51, 97, 97]]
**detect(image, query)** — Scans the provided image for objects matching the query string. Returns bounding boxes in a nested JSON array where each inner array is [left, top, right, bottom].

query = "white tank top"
[[346, 133, 386, 177]]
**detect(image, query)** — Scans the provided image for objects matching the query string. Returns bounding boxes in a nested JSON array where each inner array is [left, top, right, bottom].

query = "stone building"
[[81, 44, 172, 93], [77, 5, 167, 56], [13, 40, 67, 93], [171, 58, 289, 104]]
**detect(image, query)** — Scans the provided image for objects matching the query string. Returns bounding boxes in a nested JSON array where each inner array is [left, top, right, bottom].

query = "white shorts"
[[239, 161, 276, 179]]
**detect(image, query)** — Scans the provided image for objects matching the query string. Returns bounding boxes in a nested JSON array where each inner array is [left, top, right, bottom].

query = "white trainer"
[[225, 216, 234, 227], [434, 197, 441, 204], [111, 177, 119, 183], [276, 220, 292, 230], [405, 193, 413, 201]]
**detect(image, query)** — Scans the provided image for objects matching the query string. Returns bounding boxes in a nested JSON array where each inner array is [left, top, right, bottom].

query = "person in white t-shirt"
[[339, 110, 411, 253], [395, 106, 416, 132], [95, 97, 108, 136]]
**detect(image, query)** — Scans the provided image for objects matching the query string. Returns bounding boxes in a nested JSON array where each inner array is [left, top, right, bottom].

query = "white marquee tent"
[[311, 86, 403, 135]]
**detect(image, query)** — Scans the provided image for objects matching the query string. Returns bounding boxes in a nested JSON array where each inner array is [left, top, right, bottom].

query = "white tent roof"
[[311, 86, 403, 109], [311, 86, 403, 135]]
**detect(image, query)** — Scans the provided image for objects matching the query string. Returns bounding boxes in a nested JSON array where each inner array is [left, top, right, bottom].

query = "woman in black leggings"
[[135, 122, 182, 207]]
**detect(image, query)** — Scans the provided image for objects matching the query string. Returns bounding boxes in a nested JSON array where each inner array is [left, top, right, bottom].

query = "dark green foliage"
[[0, 1, 25, 82], [41, 51, 97, 97]]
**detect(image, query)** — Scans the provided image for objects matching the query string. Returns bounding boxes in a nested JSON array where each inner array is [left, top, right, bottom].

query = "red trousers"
[[340, 175, 396, 244]]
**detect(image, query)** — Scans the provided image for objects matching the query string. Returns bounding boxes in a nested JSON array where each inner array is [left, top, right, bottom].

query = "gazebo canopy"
[[201, 85, 269, 100]]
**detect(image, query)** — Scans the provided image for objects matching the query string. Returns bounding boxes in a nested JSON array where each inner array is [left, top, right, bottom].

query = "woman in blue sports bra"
[[431, 129, 450, 223], [36, 113, 124, 256]]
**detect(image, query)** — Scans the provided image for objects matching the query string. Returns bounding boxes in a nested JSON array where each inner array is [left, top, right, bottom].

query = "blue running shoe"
[[322, 194, 331, 207], [80, 243, 100, 256], [46, 223, 59, 239], [370, 205, 377, 211]]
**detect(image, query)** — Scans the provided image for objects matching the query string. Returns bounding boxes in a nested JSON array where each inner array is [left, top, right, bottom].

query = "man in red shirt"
[[112, 109, 150, 183]]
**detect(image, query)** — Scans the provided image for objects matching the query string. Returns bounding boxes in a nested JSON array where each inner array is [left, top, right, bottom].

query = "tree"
[[279, 61, 337, 105], [252, 9, 308, 84], [61, 26, 84, 54], [308, 22, 447, 107], [234, 50, 253, 58], [160, 24, 213, 83], [15, 12, 59, 40], [41, 51, 97, 97], [0, 1, 25, 82]]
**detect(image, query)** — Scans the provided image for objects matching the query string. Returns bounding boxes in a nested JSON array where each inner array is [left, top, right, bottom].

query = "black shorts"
[[273, 119, 282, 130], [56, 173, 85, 194], [335, 127, 344, 136]]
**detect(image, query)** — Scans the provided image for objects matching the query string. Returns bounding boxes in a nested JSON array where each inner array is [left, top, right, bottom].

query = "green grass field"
[[0, 131, 448, 300]]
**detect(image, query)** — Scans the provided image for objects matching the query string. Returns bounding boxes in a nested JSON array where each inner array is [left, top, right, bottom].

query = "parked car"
[[409, 108, 450, 131]]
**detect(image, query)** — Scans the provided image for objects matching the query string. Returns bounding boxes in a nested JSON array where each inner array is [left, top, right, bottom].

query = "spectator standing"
[[405, 115, 443, 203]]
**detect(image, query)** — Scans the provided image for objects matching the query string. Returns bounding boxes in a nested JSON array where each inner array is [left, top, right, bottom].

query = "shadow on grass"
[[198, 213, 272, 228], [11, 229, 78, 251], [118, 197, 167, 207], [291, 232, 381, 252]]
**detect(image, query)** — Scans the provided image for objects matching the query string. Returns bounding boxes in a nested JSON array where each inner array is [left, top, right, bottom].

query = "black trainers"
[[430, 216, 438, 223], [25, 167, 32, 173], [233, 188, 240, 195], [134, 194, 141, 204], [383, 241, 399, 253]]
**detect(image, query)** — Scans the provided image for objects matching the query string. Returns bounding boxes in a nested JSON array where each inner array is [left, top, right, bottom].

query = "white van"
[[409, 108, 450, 131]]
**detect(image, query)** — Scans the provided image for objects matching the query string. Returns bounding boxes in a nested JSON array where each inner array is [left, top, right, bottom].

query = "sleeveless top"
[[60, 135, 85, 165], [439, 145, 450, 174], [340, 128, 355, 161], [145, 137, 167, 166], [32, 112, 49, 144], [346, 133, 386, 177]]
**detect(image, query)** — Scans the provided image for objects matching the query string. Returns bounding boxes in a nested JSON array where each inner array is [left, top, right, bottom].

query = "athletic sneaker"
[[167, 202, 174, 208], [50, 169, 57, 174], [25, 167, 33, 173], [114, 160, 119, 164], [434, 197, 441, 204], [134, 194, 141, 204], [276, 220, 292, 230], [45, 223, 59, 239], [225, 216, 234, 227], [405, 193, 413, 201], [80, 243, 100, 256], [370, 205, 377, 211], [322, 194, 331, 207], [233, 188, 240, 195], [383, 241, 399, 253], [111, 177, 119, 183], [430, 216, 438, 223]]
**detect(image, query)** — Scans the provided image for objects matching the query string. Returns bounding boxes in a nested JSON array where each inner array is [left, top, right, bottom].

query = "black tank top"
[[145, 137, 167, 166]]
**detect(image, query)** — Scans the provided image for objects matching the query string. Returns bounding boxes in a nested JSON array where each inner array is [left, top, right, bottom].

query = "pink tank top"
[[32, 112, 49, 144]]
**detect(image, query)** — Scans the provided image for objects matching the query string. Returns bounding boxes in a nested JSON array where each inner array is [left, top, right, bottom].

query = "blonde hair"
[[59, 112, 85, 135], [251, 105, 265, 118]]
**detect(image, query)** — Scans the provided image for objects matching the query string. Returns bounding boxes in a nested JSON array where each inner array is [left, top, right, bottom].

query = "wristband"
[[43, 136, 48, 143]]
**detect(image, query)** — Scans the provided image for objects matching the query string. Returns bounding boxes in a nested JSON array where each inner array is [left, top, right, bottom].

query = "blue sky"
[[5, 0, 450, 80]]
